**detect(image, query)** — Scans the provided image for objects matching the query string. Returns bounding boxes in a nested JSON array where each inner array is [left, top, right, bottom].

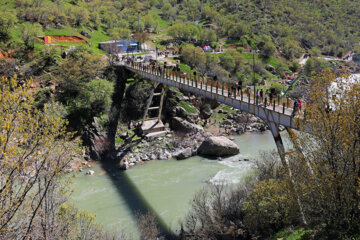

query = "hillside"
[[1, 1, 360, 240], [1, 0, 359, 57]]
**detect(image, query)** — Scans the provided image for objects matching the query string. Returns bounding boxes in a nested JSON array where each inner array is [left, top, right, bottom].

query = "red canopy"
[[284, 74, 296, 80]]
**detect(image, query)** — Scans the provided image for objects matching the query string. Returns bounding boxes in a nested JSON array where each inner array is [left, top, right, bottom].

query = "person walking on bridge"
[[260, 89, 264, 103], [238, 80, 242, 94], [264, 90, 268, 106]]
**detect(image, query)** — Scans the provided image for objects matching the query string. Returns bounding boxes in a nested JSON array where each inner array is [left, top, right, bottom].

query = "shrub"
[[270, 82, 283, 95], [243, 179, 300, 236]]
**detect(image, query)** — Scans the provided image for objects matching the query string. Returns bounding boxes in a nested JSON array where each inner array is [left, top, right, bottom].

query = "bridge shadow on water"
[[99, 140, 177, 239]]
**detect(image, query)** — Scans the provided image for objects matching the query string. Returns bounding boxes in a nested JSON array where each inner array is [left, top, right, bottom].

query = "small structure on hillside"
[[37, 35, 88, 44], [98, 40, 141, 54]]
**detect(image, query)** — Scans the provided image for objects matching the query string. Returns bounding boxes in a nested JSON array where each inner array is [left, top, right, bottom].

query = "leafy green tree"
[[19, 22, 43, 50], [262, 41, 276, 58], [228, 22, 249, 40], [161, 2, 176, 20], [90, 12, 101, 29], [289, 61, 300, 72], [144, 15, 154, 30], [283, 39, 302, 60], [244, 179, 299, 236], [184, 0, 201, 21], [219, 49, 244, 74], [220, 53, 236, 72], [0, 10, 17, 41], [108, 28, 132, 40], [55, 47, 108, 129], [167, 23, 199, 41], [181, 45, 205, 68], [200, 29, 217, 43], [67, 6, 89, 26]]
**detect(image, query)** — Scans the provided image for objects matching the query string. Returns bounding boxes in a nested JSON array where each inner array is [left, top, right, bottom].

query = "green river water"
[[70, 131, 291, 238]]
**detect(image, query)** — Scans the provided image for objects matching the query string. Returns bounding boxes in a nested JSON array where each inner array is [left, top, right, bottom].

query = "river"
[[70, 130, 291, 238]]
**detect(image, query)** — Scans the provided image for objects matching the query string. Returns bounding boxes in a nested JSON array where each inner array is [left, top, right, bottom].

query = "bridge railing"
[[122, 61, 305, 118]]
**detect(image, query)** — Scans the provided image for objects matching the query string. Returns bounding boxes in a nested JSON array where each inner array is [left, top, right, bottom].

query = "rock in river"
[[173, 147, 193, 160], [197, 136, 239, 157]]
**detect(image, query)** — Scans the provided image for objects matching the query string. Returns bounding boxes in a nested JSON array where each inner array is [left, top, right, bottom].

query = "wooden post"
[[158, 85, 166, 121]]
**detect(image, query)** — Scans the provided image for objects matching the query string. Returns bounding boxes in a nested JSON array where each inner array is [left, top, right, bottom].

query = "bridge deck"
[[119, 62, 303, 129]]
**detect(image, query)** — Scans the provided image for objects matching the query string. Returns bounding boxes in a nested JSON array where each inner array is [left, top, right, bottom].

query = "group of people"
[[227, 80, 277, 106], [123, 58, 305, 117]]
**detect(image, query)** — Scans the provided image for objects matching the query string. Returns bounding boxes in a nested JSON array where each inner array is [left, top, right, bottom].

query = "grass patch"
[[148, 9, 172, 32], [221, 105, 237, 114], [123, 52, 149, 56], [269, 229, 312, 240], [178, 63, 193, 74], [179, 101, 198, 114], [44, 26, 110, 54]]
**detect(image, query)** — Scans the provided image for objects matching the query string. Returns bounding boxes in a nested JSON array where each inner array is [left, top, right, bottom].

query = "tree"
[[161, 2, 176, 20], [228, 22, 249, 40], [180, 45, 205, 68], [288, 69, 360, 238], [19, 22, 43, 50], [262, 41, 276, 58], [0, 76, 81, 239], [0, 11, 17, 41], [167, 23, 199, 41], [247, 70, 360, 238], [200, 29, 217, 43], [244, 179, 299, 236], [55, 47, 108, 129], [134, 32, 149, 46], [144, 15, 154, 30], [283, 39, 302, 60], [68, 6, 89, 27], [108, 28, 132, 40], [220, 53, 236, 72]]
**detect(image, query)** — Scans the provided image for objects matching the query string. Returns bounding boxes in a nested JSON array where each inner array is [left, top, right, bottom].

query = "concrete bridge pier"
[[268, 121, 287, 165]]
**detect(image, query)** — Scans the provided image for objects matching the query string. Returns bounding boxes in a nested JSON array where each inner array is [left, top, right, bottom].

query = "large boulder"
[[265, 64, 276, 74], [171, 117, 203, 134], [81, 30, 92, 38], [175, 106, 198, 123], [173, 147, 193, 160], [198, 136, 239, 157]]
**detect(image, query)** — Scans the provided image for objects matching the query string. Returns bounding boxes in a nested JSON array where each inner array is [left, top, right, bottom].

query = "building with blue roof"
[[98, 40, 141, 54]]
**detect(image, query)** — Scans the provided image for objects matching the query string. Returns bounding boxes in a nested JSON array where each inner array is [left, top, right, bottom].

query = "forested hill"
[[1, 0, 359, 58]]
